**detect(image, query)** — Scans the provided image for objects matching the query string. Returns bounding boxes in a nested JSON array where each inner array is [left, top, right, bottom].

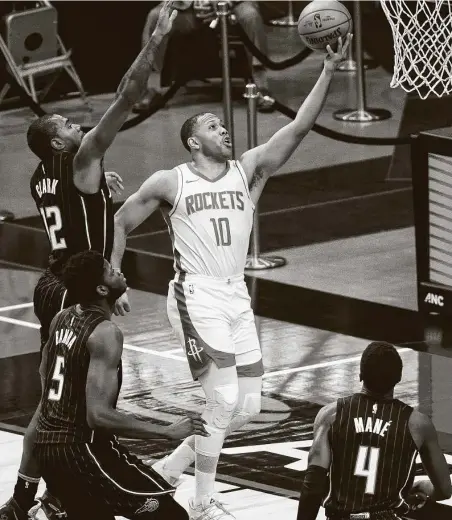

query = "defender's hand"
[[105, 171, 124, 195], [114, 291, 131, 316], [154, 1, 178, 36], [165, 415, 210, 440], [324, 34, 353, 71]]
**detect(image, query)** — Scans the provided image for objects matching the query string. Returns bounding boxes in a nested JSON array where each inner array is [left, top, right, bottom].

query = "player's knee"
[[205, 383, 239, 430]]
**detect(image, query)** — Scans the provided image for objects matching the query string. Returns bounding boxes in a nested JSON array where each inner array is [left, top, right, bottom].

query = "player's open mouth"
[[223, 137, 231, 147]]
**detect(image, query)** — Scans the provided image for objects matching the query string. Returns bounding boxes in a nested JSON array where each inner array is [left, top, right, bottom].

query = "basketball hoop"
[[380, 0, 452, 99]]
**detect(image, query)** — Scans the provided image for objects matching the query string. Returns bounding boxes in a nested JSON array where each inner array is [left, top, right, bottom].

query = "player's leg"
[[165, 279, 239, 517], [0, 272, 68, 519], [226, 303, 263, 435], [33, 443, 116, 520]]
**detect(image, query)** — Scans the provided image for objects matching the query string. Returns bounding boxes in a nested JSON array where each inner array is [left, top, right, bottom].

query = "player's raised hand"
[[154, 1, 179, 36], [324, 33, 353, 71], [105, 171, 124, 195], [114, 291, 131, 316], [166, 414, 210, 440]]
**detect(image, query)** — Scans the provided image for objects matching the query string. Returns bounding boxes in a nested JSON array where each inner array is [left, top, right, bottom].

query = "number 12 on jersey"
[[210, 218, 231, 246], [354, 445, 380, 494]]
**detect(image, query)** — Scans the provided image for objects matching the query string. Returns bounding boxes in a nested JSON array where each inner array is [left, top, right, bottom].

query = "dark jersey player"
[[0, 3, 179, 520], [296, 342, 452, 520], [33, 250, 209, 520]]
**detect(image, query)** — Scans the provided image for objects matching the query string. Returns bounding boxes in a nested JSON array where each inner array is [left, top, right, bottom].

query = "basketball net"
[[380, 0, 452, 99]]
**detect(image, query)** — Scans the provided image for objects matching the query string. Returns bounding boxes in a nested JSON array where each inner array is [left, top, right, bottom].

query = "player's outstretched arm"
[[297, 402, 335, 520], [409, 409, 452, 502], [73, 2, 178, 192], [111, 170, 171, 271], [240, 35, 351, 203], [86, 321, 209, 439]]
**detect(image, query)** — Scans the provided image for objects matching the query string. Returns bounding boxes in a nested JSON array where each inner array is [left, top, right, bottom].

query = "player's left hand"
[[165, 414, 210, 440], [105, 171, 124, 195], [324, 33, 353, 71]]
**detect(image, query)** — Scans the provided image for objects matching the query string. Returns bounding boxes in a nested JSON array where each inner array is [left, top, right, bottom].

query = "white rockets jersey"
[[164, 160, 255, 278]]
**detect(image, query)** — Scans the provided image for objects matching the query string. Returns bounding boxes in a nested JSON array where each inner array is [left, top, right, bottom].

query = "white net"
[[380, 0, 452, 99]]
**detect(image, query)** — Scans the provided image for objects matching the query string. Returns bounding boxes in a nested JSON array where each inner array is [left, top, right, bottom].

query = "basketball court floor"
[[1, 22, 452, 520]]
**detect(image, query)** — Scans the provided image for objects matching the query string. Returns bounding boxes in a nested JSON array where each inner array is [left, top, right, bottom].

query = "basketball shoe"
[[188, 494, 235, 520], [28, 491, 66, 519]]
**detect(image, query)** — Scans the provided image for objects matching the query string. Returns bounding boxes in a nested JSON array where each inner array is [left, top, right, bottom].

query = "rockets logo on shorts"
[[186, 337, 204, 362]]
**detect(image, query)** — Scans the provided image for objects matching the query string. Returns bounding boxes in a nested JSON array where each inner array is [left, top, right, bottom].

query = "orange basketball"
[[298, 1, 352, 51]]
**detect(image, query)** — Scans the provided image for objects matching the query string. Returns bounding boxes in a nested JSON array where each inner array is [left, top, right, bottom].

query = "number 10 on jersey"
[[210, 218, 231, 246]]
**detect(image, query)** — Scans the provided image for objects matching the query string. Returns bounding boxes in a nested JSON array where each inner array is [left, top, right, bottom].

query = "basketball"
[[297, 1, 352, 51]]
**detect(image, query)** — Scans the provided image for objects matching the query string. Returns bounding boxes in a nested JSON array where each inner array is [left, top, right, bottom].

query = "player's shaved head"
[[360, 342, 403, 395], [180, 112, 215, 151], [27, 114, 60, 160]]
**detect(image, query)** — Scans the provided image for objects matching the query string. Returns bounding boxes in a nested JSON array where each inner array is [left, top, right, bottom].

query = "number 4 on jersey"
[[354, 445, 380, 495]]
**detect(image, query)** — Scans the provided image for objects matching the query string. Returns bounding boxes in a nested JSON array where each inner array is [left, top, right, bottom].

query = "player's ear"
[[359, 372, 363, 382], [96, 284, 109, 298], [51, 137, 65, 151], [187, 137, 199, 151]]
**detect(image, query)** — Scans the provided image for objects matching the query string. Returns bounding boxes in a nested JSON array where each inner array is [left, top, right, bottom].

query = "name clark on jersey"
[[35, 178, 59, 198], [186, 190, 245, 216], [354, 416, 392, 437]]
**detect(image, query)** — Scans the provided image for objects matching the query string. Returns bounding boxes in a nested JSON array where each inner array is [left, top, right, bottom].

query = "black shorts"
[[33, 268, 70, 348], [33, 438, 188, 520]]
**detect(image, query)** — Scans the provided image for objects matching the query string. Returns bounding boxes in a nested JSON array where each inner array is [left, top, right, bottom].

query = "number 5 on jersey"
[[39, 205, 67, 250], [354, 445, 380, 494], [210, 217, 231, 246], [49, 355, 65, 401]]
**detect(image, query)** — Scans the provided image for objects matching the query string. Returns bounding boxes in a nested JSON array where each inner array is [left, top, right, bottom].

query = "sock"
[[13, 473, 40, 512], [195, 451, 220, 505], [159, 436, 196, 479]]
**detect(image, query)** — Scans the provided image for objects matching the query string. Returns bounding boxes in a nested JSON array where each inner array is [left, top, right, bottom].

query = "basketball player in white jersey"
[[111, 35, 351, 520]]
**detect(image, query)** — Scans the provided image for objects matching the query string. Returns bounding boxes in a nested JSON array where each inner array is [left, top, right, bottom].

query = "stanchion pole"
[[244, 83, 286, 271], [269, 0, 298, 27], [217, 1, 235, 157], [334, 1, 391, 122]]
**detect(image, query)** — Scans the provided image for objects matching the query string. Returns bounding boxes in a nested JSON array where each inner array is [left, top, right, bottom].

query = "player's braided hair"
[[360, 342, 403, 395], [62, 250, 105, 304], [180, 112, 209, 152], [27, 114, 60, 160]]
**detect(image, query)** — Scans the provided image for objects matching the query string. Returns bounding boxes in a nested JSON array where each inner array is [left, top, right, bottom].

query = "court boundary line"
[[0, 302, 34, 312], [0, 315, 413, 378]]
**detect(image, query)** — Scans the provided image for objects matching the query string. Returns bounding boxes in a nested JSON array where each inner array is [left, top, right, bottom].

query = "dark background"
[[0, 1, 393, 102]]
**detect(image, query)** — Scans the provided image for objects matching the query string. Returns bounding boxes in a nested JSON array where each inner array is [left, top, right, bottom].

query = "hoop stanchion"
[[334, 1, 391, 122], [217, 1, 235, 157], [244, 83, 286, 271], [269, 0, 298, 27]]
